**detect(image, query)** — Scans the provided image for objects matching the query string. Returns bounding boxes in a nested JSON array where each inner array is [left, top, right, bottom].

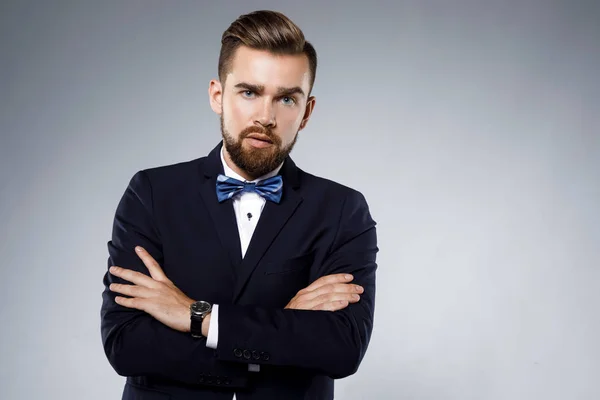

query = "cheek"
[[279, 107, 305, 134], [223, 99, 251, 132], [228, 97, 255, 120]]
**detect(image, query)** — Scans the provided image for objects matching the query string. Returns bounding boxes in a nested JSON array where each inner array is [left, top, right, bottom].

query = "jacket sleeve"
[[100, 171, 248, 387], [215, 190, 378, 379]]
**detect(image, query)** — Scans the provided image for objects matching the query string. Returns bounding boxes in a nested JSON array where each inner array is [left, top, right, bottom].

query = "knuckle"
[[336, 283, 350, 292], [152, 280, 164, 288], [151, 281, 164, 290], [333, 294, 347, 302], [345, 284, 357, 293]]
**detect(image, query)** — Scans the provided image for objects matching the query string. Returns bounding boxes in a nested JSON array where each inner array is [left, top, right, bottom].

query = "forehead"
[[226, 46, 311, 92]]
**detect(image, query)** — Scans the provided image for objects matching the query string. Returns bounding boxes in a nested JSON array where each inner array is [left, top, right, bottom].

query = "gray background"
[[1, 0, 599, 399]]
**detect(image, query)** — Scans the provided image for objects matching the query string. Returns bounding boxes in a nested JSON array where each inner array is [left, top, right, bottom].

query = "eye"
[[241, 90, 255, 98], [281, 96, 296, 106]]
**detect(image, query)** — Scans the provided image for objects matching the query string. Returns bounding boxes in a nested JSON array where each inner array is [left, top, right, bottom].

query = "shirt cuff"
[[206, 304, 219, 349]]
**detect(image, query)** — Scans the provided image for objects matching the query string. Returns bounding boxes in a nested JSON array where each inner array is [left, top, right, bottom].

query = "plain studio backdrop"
[[1, 1, 599, 399]]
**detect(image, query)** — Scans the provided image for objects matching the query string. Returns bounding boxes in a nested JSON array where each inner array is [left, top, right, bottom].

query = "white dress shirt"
[[205, 145, 283, 398]]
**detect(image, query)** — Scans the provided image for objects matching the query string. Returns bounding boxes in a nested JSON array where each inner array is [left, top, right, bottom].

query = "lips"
[[246, 133, 273, 143]]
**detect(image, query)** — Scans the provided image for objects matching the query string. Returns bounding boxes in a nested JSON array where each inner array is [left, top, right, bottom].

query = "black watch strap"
[[190, 315, 204, 338]]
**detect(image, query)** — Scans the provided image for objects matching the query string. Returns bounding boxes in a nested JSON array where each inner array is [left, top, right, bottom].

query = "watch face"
[[191, 301, 211, 314]]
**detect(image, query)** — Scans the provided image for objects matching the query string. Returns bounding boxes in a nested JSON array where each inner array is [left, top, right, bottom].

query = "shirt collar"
[[220, 143, 283, 183]]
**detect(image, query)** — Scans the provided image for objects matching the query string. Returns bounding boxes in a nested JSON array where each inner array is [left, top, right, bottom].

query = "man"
[[101, 10, 378, 400]]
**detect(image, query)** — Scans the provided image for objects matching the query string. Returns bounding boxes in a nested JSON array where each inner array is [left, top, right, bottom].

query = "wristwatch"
[[190, 300, 212, 338]]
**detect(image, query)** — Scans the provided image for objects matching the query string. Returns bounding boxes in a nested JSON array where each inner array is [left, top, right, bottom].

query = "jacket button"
[[233, 348, 242, 358], [198, 377, 204, 383], [261, 352, 270, 361], [252, 350, 260, 360], [243, 349, 251, 359]]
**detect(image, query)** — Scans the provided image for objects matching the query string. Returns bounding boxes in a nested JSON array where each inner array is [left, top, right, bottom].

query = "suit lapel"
[[232, 156, 304, 302], [197, 143, 242, 271]]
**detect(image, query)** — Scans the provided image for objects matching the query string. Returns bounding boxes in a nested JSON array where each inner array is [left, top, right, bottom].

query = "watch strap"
[[190, 314, 204, 338]]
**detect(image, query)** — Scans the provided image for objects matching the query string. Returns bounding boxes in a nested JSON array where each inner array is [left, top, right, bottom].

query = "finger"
[[302, 283, 363, 301], [301, 273, 353, 293], [114, 295, 145, 311], [312, 300, 349, 311], [304, 292, 360, 310], [135, 246, 169, 282], [110, 266, 158, 288], [315, 292, 360, 304], [109, 283, 153, 298]]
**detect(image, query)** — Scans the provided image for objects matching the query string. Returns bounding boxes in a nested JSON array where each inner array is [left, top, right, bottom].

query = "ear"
[[208, 79, 223, 115], [298, 96, 316, 131]]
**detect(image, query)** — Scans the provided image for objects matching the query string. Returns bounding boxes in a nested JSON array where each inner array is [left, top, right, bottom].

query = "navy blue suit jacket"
[[101, 142, 378, 399]]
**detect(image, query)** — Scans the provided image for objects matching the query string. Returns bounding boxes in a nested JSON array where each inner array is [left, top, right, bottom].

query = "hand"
[[109, 246, 195, 333], [284, 273, 363, 311]]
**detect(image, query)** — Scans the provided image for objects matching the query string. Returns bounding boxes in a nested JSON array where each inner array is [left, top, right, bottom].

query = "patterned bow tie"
[[216, 174, 283, 204]]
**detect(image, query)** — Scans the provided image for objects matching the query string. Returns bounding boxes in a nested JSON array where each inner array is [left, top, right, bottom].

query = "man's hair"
[[218, 10, 317, 94]]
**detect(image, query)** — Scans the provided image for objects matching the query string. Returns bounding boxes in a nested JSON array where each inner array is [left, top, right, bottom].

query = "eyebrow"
[[234, 82, 305, 98]]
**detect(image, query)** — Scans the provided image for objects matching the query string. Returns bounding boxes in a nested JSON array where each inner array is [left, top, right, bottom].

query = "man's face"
[[209, 46, 315, 179]]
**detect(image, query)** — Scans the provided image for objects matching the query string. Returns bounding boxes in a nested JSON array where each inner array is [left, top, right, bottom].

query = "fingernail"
[[345, 274, 353, 280], [356, 285, 363, 292], [110, 266, 117, 273], [135, 246, 143, 252], [352, 294, 360, 300]]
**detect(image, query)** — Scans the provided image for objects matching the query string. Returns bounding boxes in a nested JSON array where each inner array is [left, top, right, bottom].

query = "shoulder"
[[134, 155, 207, 183], [141, 156, 205, 180], [123, 156, 207, 197], [296, 168, 370, 210], [297, 169, 377, 245]]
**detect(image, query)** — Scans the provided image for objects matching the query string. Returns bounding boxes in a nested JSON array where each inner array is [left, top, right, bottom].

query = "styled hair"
[[218, 10, 317, 93]]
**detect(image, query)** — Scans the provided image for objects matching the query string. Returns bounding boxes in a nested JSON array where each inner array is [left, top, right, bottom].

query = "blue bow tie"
[[216, 174, 283, 204]]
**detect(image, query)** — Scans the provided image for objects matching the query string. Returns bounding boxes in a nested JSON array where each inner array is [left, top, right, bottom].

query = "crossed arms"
[[100, 171, 378, 385]]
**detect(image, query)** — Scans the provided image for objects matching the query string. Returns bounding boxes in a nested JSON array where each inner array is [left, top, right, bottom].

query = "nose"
[[254, 99, 276, 128]]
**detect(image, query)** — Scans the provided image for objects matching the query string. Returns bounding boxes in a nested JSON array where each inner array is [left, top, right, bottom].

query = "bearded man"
[[101, 10, 378, 400]]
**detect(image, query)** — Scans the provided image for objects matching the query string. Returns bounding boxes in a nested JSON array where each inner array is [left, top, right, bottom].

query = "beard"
[[220, 113, 298, 179]]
